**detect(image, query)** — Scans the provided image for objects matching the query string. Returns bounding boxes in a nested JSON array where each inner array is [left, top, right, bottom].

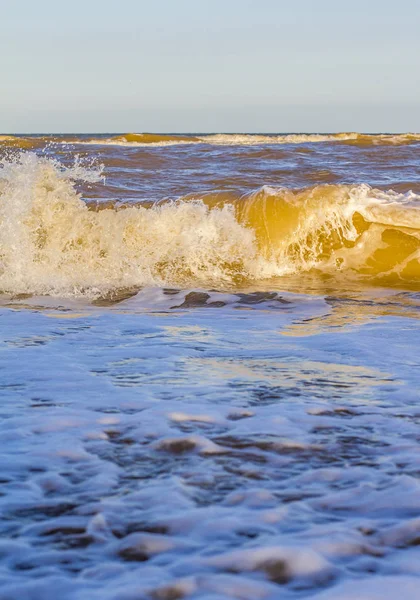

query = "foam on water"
[[1, 285, 420, 599]]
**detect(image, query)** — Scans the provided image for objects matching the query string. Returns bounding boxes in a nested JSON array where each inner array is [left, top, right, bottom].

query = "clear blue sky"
[[1, 0, 419, 133]]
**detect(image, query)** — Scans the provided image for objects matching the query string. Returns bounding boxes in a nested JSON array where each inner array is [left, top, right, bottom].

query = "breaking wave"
[[2, 132, 420, 149], [1, 153, 420, 297], [78, 132, 420, 147]]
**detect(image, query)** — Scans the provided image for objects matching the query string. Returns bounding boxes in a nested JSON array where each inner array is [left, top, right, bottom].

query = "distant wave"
[[2, 132, 420, 149], [83, 132, 420, 147], [0, 135, 45, 149], [1, 153, 420, 298]]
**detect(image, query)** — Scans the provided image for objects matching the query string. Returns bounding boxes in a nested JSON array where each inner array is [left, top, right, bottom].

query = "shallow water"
[[1, 134, 420, 599]]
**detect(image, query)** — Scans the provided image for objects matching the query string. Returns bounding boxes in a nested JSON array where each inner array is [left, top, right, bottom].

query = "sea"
[[1, 132, 420, 599]]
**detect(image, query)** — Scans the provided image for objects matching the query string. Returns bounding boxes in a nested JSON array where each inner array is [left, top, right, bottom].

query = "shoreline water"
[[1, 134, 420, 599]]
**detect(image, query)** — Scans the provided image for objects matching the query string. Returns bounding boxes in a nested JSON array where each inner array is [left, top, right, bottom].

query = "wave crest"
[[2, 132, 420, 149], [84, 132, 420, 147], [1, 154, 420, 297]]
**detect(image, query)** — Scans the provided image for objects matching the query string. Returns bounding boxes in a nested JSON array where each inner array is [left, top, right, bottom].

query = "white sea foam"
[[1, 288, 420, 598]]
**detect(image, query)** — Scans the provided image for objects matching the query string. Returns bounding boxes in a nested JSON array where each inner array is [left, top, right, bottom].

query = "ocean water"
[[1, 132, 420, 599]]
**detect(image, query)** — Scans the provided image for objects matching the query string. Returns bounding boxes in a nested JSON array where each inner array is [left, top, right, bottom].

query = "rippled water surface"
[[1, 133, 420, 599]]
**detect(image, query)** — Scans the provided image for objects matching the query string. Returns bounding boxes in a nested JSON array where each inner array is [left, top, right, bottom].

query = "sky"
[[1, 0, 419, 133]]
